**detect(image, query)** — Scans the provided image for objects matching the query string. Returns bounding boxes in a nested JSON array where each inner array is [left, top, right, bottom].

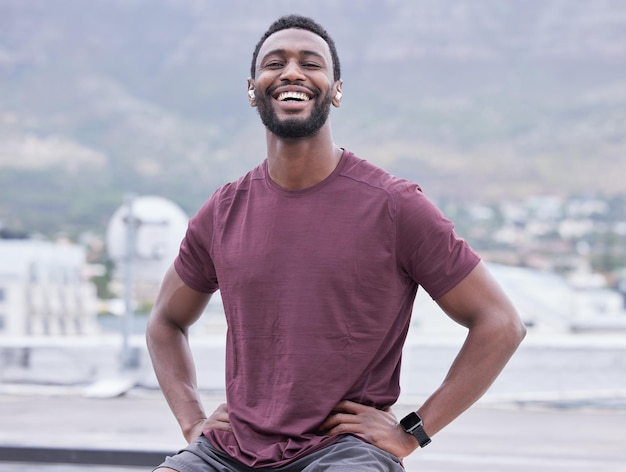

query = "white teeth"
[[277, 91, 310, 102]]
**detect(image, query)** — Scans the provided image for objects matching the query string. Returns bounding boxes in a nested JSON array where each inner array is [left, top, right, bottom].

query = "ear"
[[332, 80, 344, 108], [247, 78, 256, 107]]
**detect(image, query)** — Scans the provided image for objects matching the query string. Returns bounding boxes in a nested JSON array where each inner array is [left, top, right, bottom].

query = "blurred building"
[[106, 195, 188, 306], [0, 239, 98, 337]]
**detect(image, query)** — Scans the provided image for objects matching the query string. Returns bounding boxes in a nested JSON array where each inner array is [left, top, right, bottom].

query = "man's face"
[[250, 28, 340, 139]]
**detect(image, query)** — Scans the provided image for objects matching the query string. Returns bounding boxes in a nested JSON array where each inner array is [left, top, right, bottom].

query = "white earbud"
[[248, 90, 255, 99], [335, 92, 342, 100]]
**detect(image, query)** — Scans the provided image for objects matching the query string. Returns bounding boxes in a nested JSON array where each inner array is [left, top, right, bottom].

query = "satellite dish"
[[106, 195, 188, 284]]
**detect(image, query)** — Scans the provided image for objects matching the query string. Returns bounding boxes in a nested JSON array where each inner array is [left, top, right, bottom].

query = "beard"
[[256, 90, 332, 139]]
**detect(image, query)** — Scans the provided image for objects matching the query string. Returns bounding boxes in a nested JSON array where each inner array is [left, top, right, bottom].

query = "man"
[[147, 14, 526, 472]]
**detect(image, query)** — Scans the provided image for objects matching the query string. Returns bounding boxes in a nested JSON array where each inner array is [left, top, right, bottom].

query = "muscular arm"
[[416, 261, 526, 437], [146, 265, 230, 443], [321, 261, 526, 457]]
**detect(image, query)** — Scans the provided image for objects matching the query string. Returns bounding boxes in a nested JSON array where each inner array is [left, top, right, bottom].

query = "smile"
[[277, 91, 311, 102]]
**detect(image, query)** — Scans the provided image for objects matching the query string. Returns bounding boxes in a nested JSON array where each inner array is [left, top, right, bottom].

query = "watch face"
[[400, 412, 422, 430]]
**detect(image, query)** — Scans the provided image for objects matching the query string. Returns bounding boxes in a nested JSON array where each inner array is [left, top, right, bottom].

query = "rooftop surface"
[[1, 387, 625, 472]]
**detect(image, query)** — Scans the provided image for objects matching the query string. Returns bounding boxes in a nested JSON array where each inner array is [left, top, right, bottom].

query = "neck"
[[265, 124, 342, 190]]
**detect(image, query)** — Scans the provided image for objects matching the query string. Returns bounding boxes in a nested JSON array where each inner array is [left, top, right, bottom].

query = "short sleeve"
[[173, 196, 220, 294], [395, 183, 480, 299]]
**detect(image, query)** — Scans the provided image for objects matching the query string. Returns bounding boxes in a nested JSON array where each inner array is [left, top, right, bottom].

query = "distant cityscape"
[[440, 193, 626, 296], [1, 191, 625, 339]]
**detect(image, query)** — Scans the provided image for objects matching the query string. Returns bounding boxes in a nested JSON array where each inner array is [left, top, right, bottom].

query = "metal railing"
[[0, 445, 172, 467]]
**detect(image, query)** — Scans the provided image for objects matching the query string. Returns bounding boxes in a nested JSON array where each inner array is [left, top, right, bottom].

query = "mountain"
[[1, 0, 625, 236]]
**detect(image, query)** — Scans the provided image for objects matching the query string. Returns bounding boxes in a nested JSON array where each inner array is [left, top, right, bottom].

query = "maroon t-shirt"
[[174, 149, 480, 467]]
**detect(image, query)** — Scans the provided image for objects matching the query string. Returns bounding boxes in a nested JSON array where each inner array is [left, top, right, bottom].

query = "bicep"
[[150, 264, 213, 330], [435, 261, 518, 329]]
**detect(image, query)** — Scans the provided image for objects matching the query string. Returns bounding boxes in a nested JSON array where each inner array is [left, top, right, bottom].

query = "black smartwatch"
[[400, 412, 431, 447]]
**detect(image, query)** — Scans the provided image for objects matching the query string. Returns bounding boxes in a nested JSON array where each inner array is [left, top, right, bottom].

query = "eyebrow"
[[261, 49, 327, 62]]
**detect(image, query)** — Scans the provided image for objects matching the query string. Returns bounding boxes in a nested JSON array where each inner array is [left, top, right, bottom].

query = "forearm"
[[146, 317, 207, 441], [417, 316, 525, 437]]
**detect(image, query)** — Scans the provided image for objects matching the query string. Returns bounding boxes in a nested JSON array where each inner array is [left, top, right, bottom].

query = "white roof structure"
[[0, 239, 97, 336], [106, 195, 189, 302]]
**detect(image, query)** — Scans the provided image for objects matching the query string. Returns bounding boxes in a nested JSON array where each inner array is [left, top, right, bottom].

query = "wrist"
[[400, 411, 431, 448], [182, 417, 208, 442]]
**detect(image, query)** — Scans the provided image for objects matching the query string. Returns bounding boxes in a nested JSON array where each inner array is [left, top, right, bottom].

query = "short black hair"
[[250, 15, 341, 81]]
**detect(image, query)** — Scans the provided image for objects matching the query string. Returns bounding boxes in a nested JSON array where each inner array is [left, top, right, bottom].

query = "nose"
[[280, 59, 305, 82]]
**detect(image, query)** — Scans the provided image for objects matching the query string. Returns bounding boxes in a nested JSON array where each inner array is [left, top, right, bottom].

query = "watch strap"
[[410, 424, 431, 448]]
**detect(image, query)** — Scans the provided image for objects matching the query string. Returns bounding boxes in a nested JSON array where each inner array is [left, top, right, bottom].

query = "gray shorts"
[[155, 435, 405, 471]]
